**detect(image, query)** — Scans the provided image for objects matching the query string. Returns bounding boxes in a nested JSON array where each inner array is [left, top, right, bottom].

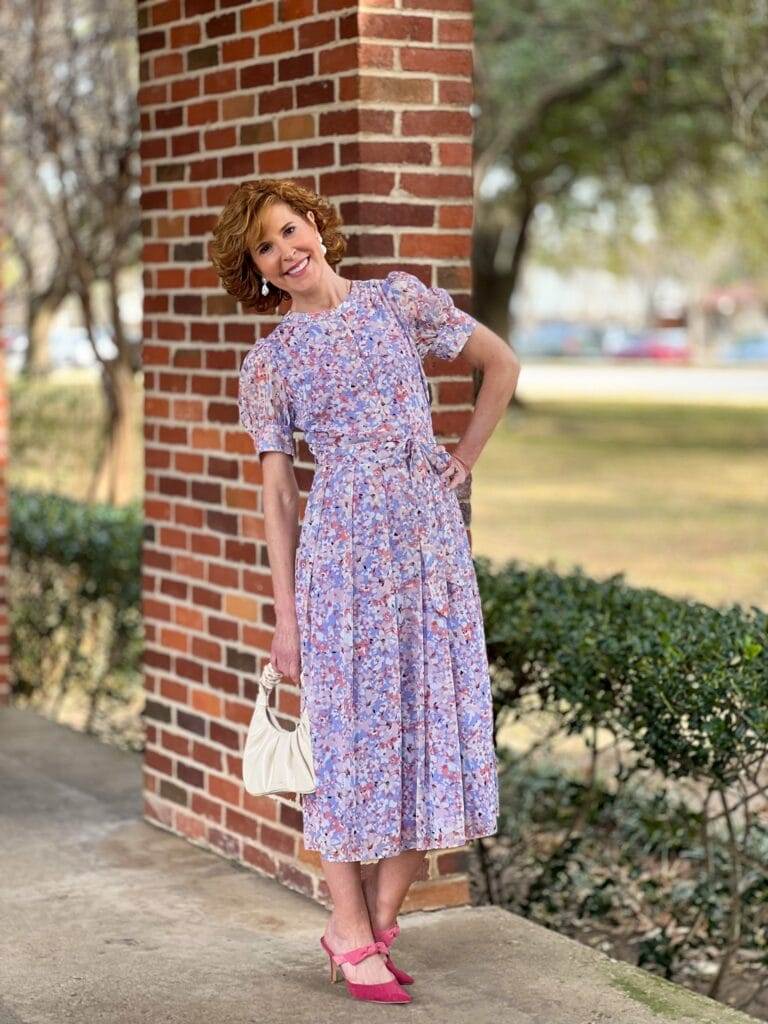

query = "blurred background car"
[[610, 327, 692, 363], [511, 319, 604, 357], [719, 332, 768, 363]]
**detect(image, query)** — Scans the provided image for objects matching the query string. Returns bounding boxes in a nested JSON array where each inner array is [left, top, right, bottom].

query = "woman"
[[211, 178, 520, 1005]]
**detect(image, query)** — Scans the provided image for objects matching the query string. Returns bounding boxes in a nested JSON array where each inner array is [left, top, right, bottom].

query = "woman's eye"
[[259, 226, 294, 254]]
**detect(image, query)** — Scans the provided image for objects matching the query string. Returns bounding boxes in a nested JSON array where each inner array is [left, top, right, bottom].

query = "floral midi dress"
[[238, 270, 500, 862]]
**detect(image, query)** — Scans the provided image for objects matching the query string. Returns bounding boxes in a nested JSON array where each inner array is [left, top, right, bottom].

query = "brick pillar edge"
[[138, 0, 479, 911], [0, 171, 8, 706]]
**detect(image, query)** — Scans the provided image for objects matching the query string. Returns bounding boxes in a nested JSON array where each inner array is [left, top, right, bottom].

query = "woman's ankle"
[[326, 911, 374, 945], [369, 904, 399, 934], [362, 874, 405, 934]]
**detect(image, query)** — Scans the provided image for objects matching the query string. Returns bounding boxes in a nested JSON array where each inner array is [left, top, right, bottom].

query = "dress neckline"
[[283, 278, 360, 319]]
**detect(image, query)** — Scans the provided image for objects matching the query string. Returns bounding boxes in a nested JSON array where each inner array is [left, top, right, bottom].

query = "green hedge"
[[475, 556, 767, 786], [10, 488, 141, 603], [473, 556, 767, 1002], [9, 488, 143, 747]]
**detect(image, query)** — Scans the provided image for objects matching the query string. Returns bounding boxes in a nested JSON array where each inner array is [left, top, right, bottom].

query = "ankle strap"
[[332, 939, 388, 966], [373, 922, 400, 948]]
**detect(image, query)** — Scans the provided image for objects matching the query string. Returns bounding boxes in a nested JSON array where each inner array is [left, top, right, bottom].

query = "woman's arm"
[[451, 321, 521, 471], [261, 451, 302, 682]]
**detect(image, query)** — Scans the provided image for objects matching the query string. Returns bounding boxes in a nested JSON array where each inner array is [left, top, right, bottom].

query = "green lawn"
[[470, 399, 768, 611], [10, 374, 767, 612], [9, 370, 144, 503]]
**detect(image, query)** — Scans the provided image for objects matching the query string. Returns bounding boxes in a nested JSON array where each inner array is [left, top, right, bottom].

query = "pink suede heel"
[[319, 934, 412, 1004], [372, 921, 415, 986]]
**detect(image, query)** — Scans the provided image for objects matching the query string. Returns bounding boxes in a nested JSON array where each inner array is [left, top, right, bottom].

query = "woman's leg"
[[362, 849, 428, 932], [321, 858, 396, 985]]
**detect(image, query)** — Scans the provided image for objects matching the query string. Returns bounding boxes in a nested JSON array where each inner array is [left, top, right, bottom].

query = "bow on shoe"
[[332, 939, 389, 966]]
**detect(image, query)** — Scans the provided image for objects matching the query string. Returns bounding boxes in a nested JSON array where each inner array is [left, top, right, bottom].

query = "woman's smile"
[[285, 255, 310, 277]]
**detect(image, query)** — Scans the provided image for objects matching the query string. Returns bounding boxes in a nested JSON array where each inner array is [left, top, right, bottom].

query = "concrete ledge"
[[0, 706, 759, 1024]]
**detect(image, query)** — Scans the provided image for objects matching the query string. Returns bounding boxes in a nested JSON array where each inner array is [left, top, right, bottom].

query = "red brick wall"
[[0, 311, 7, 706], [0, 169, 7, 707], [138, 0, 479, 909]]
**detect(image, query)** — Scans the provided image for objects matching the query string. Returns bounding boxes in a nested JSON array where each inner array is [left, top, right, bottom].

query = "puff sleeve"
[[237, 342, 296, 459], [382, 270, 479, 361]]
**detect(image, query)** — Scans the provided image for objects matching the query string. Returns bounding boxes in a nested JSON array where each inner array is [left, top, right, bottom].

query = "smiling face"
[[248, 200, 326, 299]]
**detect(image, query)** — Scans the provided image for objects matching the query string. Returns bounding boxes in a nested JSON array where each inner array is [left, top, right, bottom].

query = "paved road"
[[515, 360, 768, 405]]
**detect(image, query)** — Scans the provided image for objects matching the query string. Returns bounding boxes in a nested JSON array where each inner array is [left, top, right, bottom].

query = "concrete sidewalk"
[[0, 705, 759, 1024]]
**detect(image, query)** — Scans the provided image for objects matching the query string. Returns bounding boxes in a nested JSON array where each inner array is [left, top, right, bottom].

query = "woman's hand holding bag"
[[241, 661, 317, 796]]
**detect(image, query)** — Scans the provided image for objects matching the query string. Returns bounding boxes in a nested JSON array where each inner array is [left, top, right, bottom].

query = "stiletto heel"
[[319, 934, 412, 1003], [373, 921, 415, 986]]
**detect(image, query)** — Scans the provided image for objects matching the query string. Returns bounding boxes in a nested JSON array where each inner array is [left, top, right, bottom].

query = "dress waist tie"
[[310, 431, 457, 619]]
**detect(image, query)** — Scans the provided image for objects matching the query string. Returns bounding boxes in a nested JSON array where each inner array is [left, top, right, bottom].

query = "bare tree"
[[0, 0, 141, 504], [1, 164, 71, 376]]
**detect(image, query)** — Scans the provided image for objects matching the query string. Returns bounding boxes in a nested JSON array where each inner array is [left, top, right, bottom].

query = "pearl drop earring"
[[261, 276, 269, 296], [318, 234, 327, 255]]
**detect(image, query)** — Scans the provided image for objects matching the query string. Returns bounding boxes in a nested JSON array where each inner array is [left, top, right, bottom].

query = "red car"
[[613, 328, 692, 363]]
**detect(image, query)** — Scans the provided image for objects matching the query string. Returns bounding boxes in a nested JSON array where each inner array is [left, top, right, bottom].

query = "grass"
[[469, 399, 768, 611], [9, 369, 144, 504], [9, 372, 767, 611]]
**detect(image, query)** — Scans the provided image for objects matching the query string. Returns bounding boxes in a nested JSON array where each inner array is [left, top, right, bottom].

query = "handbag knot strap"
[[260, 661, 282, 693]]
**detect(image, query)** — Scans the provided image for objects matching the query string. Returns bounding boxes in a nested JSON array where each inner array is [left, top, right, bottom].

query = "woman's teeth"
[[286, 256, 310, 277]]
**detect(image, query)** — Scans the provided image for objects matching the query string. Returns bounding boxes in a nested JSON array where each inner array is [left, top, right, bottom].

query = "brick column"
[[0, 169, 7, 707], [0, 310, 7, 707], [139, 0, 479, 910]]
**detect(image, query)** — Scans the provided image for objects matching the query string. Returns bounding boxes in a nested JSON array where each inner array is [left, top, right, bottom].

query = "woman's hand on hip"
[[440, 452, 471, 491]]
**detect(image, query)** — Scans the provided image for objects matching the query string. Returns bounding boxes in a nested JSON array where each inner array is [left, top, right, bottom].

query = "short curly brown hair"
[[209, 177, 348, 315]]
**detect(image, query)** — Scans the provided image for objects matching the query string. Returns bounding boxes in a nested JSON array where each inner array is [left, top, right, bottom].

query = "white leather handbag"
[[241, 661, 317, 796]]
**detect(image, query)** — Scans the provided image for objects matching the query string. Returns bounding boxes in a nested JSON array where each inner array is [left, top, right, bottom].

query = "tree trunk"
[[23, 297, 58, 376], [686, 285, 708, 365], [474, 260, 517, 341], [75, 282, 137, 507], [473, 193, 536, 409], [473, 189, 536, 342], [88, 356, 137, 506], [15, 255, 69, 377]]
